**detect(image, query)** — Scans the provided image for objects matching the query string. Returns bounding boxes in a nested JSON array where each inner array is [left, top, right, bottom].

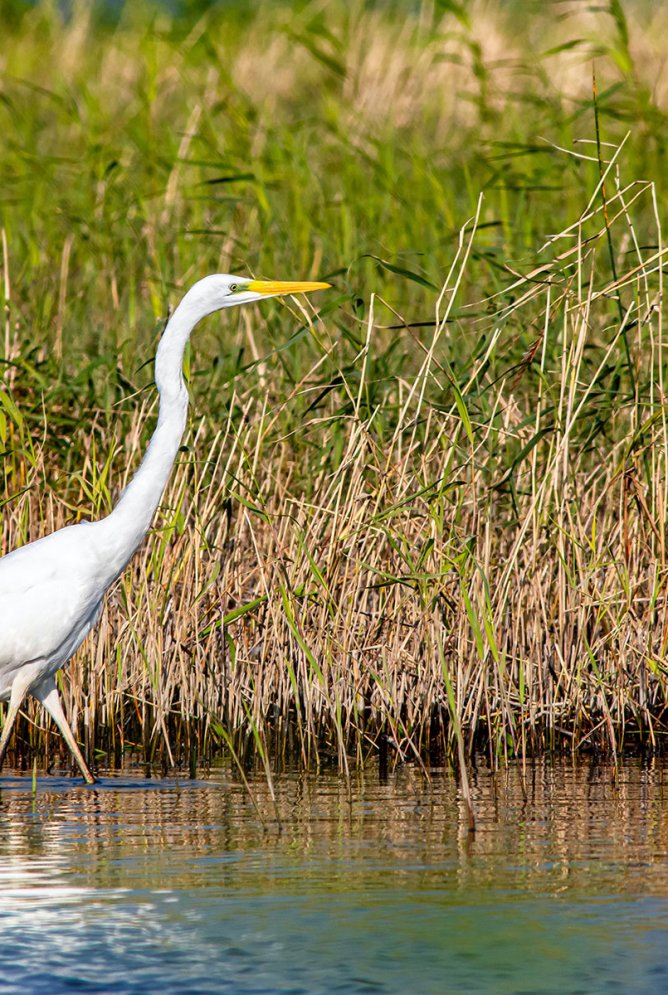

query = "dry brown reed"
[[3, 166, 668, 774], [2, 1, 668, 775]]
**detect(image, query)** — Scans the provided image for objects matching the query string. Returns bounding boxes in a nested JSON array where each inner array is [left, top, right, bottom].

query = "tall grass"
[[1, 0, 668, 773]]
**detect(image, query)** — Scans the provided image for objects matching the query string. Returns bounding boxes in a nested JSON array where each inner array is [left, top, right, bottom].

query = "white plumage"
[[0, 273, 329, 782]]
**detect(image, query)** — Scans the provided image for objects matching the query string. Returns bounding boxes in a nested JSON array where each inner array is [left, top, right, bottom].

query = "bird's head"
[[157, 273, 331, 396], [181, 273, 331, 317]]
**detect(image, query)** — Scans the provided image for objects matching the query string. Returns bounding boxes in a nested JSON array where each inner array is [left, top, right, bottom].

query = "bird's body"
[[0, 273, 329, 781], [0, 522, 106, 695]]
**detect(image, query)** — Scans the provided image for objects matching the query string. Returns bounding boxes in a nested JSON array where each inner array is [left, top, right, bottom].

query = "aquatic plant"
[[1, 0, 667, 773]]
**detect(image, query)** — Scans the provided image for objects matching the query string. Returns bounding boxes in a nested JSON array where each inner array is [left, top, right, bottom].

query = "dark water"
[[1, 759, 668, 993]]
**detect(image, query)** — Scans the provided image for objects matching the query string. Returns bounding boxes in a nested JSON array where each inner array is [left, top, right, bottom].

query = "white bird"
[[0, 274, 330, 782]]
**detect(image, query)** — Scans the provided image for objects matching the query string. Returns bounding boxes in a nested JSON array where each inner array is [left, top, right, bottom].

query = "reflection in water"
[[1, 760, 668, 993]]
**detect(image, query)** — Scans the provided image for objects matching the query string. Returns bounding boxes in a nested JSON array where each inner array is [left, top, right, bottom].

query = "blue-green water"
[[1, 760, 668, 993]]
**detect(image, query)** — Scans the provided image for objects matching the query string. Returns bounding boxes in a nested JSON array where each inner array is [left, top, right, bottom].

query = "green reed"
[[1, 0, 668, 775]]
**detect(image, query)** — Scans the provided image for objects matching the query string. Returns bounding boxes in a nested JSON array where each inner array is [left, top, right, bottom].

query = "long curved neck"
[[97, 294, 205, 578]]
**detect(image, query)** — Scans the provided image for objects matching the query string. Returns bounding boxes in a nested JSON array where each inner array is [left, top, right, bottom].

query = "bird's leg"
[[34, 677, 97, 785], [0, 677, 30, 773]]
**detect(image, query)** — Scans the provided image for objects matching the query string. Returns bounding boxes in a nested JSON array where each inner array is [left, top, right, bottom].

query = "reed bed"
[[1, 0, 668, 772]]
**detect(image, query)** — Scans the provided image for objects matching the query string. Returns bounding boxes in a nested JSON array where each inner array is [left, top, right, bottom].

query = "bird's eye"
[[229, 283, 239, 294]]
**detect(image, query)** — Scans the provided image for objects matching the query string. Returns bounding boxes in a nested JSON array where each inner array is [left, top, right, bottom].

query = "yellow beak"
[[247, 280, 331, 296]]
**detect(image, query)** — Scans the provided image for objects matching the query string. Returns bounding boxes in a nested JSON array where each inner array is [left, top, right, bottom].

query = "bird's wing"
[[0, 523, 106, 678]]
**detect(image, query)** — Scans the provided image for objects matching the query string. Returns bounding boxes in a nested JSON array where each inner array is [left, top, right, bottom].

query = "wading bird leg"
[[0, 674, 32, 773], [34, 677, 97, 785]]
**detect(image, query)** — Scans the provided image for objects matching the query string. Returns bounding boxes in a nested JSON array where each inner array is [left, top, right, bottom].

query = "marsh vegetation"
[[1, 0, 668, 773]]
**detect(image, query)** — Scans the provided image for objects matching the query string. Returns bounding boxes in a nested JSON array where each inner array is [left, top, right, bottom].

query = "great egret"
[[0, 274, 330, 782]]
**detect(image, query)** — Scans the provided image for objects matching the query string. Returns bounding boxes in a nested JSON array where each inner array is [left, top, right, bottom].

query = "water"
[[1, 759, 668, 993]]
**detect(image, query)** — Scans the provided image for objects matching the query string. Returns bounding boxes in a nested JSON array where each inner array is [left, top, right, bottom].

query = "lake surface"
[[1, 758, 668, 993]]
